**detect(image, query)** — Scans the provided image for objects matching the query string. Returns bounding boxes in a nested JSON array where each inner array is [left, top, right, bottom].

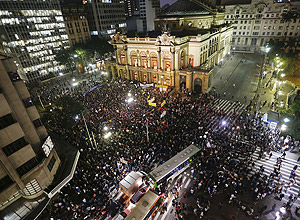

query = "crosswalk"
[[242, 147, 300, 206], [206, 98, 246, 131]]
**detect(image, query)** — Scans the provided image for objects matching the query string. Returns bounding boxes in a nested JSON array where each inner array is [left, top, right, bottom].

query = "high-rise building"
[[124, 0, 138, 17], [209, 0, 300, 51], [0, 54, 79, 220], [90, 0, 127, 38], [0, 0, 70, 82], [139, 0, 161, 31], [61, 3, 91, 46]]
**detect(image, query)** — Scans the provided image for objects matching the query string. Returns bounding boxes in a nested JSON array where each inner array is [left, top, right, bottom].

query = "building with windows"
[[0, 0, 70, 82], [0, 54, 60, 217], [124, 0, 138, 17], [106, 0, 233, 93], [220, 0, 300, 51], [90, 0, 127, 38], [61, 3, 91, 46], [0, 54, 79, 220], [139, 0, 161, 31]]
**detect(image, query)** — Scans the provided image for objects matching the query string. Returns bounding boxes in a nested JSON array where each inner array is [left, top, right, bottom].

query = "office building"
[[106, 0, 233, 93], [0, 0, 70, 82], [61, 3, 91, 46], [124, 0, 138, 17], [90, 0, 127, 38]]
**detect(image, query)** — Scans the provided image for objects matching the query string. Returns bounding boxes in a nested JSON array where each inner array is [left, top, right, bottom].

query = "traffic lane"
[[217, 60, 260, 103]]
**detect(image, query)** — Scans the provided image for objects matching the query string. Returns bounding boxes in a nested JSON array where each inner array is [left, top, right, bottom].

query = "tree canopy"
[[279, 100, 300, 139]]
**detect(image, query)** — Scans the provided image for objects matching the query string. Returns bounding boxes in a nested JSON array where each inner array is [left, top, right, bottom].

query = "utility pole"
[[146, 119, 149, 143], [82, 113, 94, 148]]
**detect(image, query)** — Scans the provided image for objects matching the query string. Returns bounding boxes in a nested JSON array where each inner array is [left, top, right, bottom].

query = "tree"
[[267, 39, 285, 60], [40, 96, 85, 129], [280, 100, 300, 139], [84, 37, 113, 60], [281, 11, 299, 40]]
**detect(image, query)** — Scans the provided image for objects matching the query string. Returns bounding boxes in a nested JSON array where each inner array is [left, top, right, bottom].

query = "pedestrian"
[[281, 152, 286, 159], [269, 152, 272, 159], [272, 204, 276, 211]]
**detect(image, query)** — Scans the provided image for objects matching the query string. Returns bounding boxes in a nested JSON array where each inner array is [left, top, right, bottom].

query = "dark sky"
[[160, 0, 177, 7]]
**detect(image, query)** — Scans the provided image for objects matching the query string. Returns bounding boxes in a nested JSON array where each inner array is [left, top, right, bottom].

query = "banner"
[[83, 84, 104, 96], [140, 83, 154, 89], [160, 110, 166, 118]]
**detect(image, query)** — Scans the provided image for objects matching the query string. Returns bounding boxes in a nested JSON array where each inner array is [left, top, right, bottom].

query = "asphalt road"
[[212, 53, 263, 104]]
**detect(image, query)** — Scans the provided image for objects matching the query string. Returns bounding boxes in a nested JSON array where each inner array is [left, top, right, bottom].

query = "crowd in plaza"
[[34, 76, 299, 220]]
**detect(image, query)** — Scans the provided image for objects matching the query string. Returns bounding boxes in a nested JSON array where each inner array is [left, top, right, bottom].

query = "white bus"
[[148, 144, 200, 188], [125, 189, 164, 220]]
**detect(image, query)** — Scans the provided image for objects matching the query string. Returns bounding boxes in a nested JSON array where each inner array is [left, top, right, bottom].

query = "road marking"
[[184, 179, 191, 188], [161, 196, 173, 220], [182, 176, 186, 184]]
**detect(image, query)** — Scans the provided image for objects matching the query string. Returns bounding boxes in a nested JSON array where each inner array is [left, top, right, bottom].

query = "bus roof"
[[125, 189, 160, 220], [149, 144, 200, 182]]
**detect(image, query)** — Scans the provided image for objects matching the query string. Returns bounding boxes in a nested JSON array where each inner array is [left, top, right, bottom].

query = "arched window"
[[140, 52, 147, 68], [164, 54, 171, 71], [150, 53, 158, 69], [130, 51, 138, 66], [180, 51, 185, 69], [120, 51, 126, 64]]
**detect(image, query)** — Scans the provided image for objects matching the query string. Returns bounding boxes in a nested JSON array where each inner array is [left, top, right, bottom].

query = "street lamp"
[[281, 73, 285, 78], [104, 132, 112, 139], [128, 93, 132, 97], [72, 78, 75, 81], [281, 124, 287, 131], [103, 126, 108, 131], [283, 118, 290, 123], [74, 54, 78, 58], [127, 97, 134, 103], [221, 120, 227, 126]]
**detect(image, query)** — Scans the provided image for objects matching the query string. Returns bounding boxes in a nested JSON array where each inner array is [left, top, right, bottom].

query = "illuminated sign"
[[42, 136, 54, 157]]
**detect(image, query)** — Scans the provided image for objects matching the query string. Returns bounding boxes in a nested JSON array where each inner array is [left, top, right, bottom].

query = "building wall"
[[91, 0, 127, 38], [0, 55, 60, 210], [62, 9, 91, 46], [0, 0, 70, 82], [106, 27, 232, 92], [223, 0, 300, 51]]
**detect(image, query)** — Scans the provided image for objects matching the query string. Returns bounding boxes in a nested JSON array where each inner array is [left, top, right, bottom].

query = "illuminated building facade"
[[61, 4, 91, 46], [210, 0, 300, 51], [125, 0, 138, 17], [0, 0, 70, 82], [90, 0, 127, 38], [106, 0, 233, 93]]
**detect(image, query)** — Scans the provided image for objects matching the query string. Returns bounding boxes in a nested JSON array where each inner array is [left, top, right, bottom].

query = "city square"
[[0, 0, 300, 220]]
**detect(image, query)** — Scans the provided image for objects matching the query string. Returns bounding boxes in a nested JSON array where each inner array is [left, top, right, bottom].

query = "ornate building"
[[220, 0, 300, 51], [106, 0, 233, 93]]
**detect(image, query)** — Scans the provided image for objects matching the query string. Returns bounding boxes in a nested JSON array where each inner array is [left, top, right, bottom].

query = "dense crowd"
[[34, 75, 298, 220]]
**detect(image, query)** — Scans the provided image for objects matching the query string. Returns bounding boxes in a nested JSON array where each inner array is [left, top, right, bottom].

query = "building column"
[[171, 48, 175, 71], [186, 72, 192, 92], [174, 71, 180, 90], [157, 48, 161, 70], [124, 47, 128, 65]]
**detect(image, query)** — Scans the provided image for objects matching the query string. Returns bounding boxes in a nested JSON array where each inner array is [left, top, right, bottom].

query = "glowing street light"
[[103, 126, 108, 131], [221, 120, 227, 126], [281, 73, 285, 78], [283, 118, 290, 123], [128, 93, 132, 97], [281, 124, 287, 131], [72, 78, 75, 81], [104, 132, 112, 139], [127, 97, 134, 103]]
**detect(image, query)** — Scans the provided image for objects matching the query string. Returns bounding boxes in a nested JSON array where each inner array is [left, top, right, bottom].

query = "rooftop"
[[158, 0, 211, 18]]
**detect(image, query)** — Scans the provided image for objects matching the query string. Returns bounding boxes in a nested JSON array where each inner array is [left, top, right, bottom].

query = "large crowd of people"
[[34, 75, 298, 220]]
